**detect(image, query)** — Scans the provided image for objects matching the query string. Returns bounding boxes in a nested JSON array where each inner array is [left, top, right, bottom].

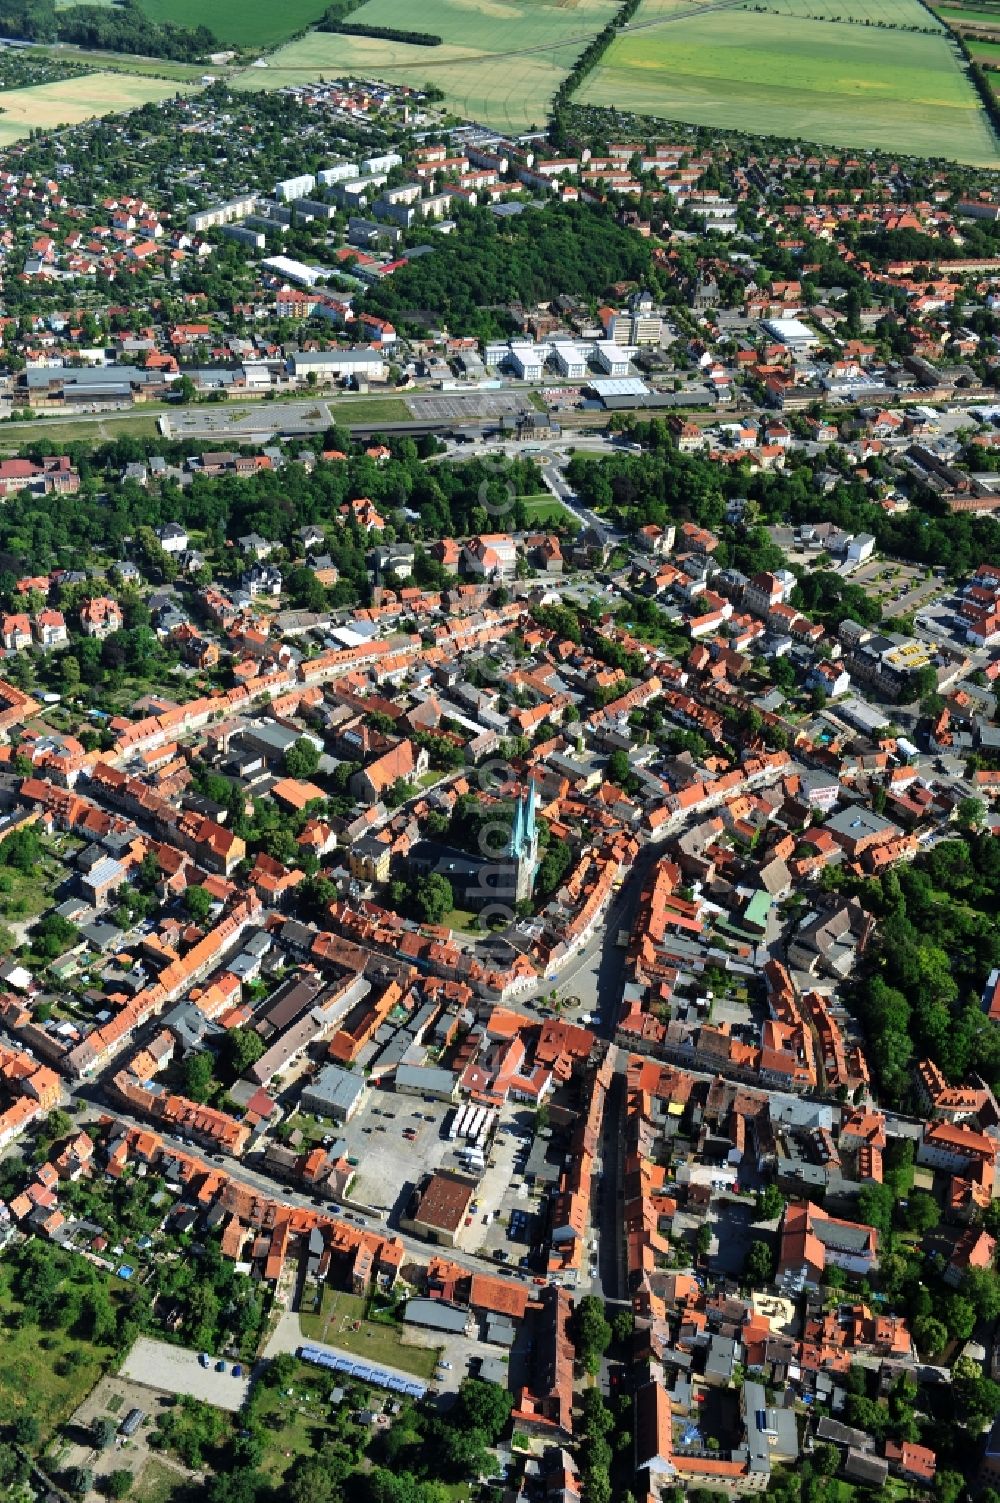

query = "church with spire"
[[508, 781, 539, 904]]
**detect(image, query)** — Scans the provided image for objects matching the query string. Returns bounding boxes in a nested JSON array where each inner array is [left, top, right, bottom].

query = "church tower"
[[509, 781, 539, 904]]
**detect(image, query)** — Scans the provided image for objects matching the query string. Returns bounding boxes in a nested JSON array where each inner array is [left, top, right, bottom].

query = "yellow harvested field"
[[0, 72, 188, 143]]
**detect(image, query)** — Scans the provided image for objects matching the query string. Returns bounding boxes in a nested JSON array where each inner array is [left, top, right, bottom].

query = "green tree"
[[288, 1458, 336, 1503], [934, 1472, 964, 1503], [857, 1182, 894, 1239], [285, 737, 321, 779], [961, 1266, 1000, 1323], [0, 824, 41, 873], [221, 1027, 265, 1081], [744, 1239, 774, 1286], [606, 749, 638, 792], [106, 1471, 133, 1500], [913, 1315, 948, 1355], [30, 911, 78, 960], [957, 796, 987, 831], [574, 1295, 612, 1375], [12, 1414, 40, 1450], [183, 1052, 214, 1104], [453, 1378, 514, 1443], [412, 873, 453, 925], [184, 885, 214, 923], [942, 1293, 976, 1342], [0, 1447, 26, 1488], [953, 1356, 1000, 1428], [755, 1184, 785, 1221], [93, 1417, 118, 1451], [903, 1191, 939, 1234], [612, 1309, 634, 1345]]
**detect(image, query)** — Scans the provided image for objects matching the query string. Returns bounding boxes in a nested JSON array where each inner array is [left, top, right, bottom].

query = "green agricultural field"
[[576, 0, 1000, 164], [750, 0, 944, 22], [239, 0, 620, 129], [0, 70, 190, 144], [934, 0, 1000, 18], [936, 6, 1000, 20], [137, 0, 330, 47]]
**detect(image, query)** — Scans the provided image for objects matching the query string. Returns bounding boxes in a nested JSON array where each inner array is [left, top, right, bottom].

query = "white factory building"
[[552, 342, 588, 379], [483, 336, 633, 382], [509, 341, 546, 381], [594, 340, 633, 376]]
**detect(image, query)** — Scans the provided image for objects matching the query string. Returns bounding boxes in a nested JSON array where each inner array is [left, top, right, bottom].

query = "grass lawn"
[[521, 494, 578, 526], [253, 1360, 427, 1484], [0, 71, 192, 145], [0, 411, 163, 449], [0, 833, 79, 924], [327, 397, 413, 425], [237, 0, 620, 129], [299, 1290, 439, 1380], [576, 0, 1000, 163], [253, 1364, 347, 1482], [442, 906, 483, 933], [281, 1111, 337, 1147], [134, 1460, 189, 1503]]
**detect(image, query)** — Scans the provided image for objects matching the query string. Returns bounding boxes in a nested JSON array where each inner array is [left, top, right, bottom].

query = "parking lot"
[[334, 1089, 460, 1217], [405, 390, 528, 423], [119, 1337, 250, 1411], [164, 399, 334, 441], [473, 1117, 548, 1264], [849, 557, 947, 619], [333, 1090, 576, 1267]]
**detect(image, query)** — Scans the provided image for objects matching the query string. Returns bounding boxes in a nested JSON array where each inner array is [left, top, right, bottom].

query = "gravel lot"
[[119, 1337, 250, 1411]]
